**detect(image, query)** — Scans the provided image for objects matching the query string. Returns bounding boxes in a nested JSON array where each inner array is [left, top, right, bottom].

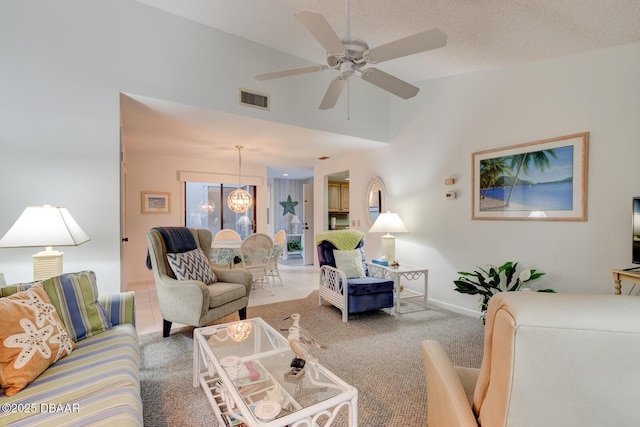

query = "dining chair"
[[213, 229, 241, 241], [240, 233, 274, 294], [267, 230, 286, 286]]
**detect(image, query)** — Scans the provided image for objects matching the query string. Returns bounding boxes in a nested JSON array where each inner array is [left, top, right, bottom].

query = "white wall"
[[0, 0, 389, 292], [316, 42, 640, 315], [125, 150, 267, 284], [3, 0, 638, 312]]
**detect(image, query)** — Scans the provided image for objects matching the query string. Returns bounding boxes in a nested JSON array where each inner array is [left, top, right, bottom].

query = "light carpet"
[[139, 292, 484, 426]]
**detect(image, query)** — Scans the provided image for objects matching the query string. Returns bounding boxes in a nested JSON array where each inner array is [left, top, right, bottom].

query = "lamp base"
[[32, 248, 63, 281], [381, 234, 396, 263]]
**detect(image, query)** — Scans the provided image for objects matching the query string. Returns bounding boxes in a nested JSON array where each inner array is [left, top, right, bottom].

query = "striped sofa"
[[0, 290, 142, 426]]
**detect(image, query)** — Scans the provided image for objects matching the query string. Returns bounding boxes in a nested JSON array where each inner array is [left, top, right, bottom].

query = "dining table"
[[210, 239, 281, 268], [210, 240, 243, 267]]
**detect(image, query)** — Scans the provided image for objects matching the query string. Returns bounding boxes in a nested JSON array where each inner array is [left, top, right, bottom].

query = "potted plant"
[[287, 240, 302, 253], [454, 261, 553, 323]]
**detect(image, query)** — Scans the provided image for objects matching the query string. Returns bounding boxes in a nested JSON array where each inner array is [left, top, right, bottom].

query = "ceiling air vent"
[[239, 89, 269, 110]]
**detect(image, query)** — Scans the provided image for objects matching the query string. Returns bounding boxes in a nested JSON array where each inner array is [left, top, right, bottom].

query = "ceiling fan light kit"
[[254, 0, 447, 110]]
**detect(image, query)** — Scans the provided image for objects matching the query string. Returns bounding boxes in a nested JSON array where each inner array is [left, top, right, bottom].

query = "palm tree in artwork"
[[480, 157, 511, 200], [504, 149, 557, 206]]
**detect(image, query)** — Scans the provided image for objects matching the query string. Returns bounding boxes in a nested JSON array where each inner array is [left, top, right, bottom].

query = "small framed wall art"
[[141, 191, 171, 214], [472, 132, 589, 221]]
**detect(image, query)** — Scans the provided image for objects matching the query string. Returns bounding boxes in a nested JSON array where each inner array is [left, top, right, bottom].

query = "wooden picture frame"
[[472, 132, 588, 221], [141, 191, 171, 214]]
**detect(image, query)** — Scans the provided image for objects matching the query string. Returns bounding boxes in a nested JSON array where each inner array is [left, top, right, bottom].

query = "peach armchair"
[[422, 292, 640, 427]]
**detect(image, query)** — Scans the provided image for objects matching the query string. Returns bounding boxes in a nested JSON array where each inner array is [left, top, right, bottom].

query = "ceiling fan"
[[254, 0, 447, 110]]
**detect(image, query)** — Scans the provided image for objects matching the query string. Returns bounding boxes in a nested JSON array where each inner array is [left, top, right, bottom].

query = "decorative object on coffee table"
[[285, 313, 327, 363]]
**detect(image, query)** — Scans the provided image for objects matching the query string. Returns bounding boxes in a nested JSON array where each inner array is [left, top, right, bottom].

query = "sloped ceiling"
[[124, 0, 640, 178]]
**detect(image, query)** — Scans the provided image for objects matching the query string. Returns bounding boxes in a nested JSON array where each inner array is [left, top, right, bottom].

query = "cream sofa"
[[422, 292, 640, 427]]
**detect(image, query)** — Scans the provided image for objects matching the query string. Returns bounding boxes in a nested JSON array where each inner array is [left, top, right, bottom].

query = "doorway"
[[326, 170, 349, 231]]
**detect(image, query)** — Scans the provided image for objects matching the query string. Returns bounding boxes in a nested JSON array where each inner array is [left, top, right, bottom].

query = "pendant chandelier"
[[227, 145, 253, 214], [199, 200, 215, 214]]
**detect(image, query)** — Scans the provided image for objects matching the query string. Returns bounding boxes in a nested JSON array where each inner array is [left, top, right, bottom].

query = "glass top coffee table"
[[193, 317, 358, 426]]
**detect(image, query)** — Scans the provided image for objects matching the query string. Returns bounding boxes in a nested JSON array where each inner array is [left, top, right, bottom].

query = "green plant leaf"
[[457, 271, 478, 277], [536, 288, 556, 293], [528, 271, 545, 281], [453, 280, 482, 295], [507, 278, 520, 292]]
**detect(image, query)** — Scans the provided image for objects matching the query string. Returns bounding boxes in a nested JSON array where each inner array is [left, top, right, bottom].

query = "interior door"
[[303, 183, 314, 265], [119, 134, 128, 292]]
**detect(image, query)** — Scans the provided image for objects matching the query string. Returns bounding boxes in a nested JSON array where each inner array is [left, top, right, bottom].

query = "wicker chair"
[[213, 229, 241, 241], [317, 230, 394, 322], [267, 230, 286, 286], [240, 233, 274, 294]]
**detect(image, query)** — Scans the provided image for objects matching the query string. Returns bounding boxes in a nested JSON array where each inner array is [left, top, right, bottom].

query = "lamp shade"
[[0, 205, 90, 248], [368, 211, 408, 234], [236, 215, 252, 226], [290, 215, 301, 224]]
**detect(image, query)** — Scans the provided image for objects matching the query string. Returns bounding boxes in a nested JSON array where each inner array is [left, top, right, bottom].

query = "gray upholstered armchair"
[[146, 227, 252, 337]]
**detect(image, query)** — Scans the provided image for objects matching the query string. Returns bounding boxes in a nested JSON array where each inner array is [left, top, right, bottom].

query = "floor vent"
[[239, 89, 269, 110]]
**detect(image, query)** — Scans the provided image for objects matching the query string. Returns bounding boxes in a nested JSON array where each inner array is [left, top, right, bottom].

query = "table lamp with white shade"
[[368, 211, 408, 262], [0, 205, 90, 280], [236, 214, 252, 239], [289, 215, 301, 235]]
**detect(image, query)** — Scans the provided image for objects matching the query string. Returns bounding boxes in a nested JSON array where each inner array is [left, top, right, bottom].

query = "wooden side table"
[[611, 269, 640, 295]]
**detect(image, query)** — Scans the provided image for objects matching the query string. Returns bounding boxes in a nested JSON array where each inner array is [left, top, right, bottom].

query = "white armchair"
[[422, 292, 640, 427]]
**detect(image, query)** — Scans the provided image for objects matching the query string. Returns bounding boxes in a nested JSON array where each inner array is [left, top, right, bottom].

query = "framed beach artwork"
[[472, 132, 589, 221], [141, 191, 171, 214]]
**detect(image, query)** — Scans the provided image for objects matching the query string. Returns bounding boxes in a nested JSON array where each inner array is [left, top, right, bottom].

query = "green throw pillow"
[[42, 271, 112, 342]]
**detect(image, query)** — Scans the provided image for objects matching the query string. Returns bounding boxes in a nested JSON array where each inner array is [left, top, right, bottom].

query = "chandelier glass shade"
[[199, 200, 216, 214], [227, 145, 253, 214]]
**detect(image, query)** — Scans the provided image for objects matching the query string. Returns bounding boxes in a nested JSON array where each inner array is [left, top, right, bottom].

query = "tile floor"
[[129, 263, 320, 336]]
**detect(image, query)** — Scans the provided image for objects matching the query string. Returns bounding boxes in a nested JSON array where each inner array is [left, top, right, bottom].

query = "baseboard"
[[429, 298, 480, 318]]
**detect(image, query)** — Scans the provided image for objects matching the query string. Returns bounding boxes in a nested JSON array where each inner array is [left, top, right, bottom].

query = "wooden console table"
[[611, 269, 640, 295]]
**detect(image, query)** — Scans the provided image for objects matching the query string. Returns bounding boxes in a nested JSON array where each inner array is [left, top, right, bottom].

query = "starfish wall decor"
[[279, 195, 299, 216]]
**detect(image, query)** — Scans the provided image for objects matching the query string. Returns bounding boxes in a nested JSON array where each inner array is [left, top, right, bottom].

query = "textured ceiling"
[[124, 0, 640, 178], [133, 0, 640, 82]]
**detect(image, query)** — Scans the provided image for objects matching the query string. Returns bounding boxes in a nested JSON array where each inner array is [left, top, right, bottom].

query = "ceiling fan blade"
[[295, 10, 345, 55], [361, 68, 419, 99], [254, 65, 328, 81], [319, 76, 347, 110], [366, 28, 447, 64]]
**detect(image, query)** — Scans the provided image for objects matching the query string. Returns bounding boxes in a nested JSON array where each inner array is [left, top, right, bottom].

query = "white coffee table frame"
[[193, 317, 358, 427]]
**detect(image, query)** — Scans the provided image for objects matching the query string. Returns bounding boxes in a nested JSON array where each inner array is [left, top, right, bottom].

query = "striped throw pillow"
[[42, 271, 112, 342], [166, 248, 217, 284], [0, 281, 39, 297]]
